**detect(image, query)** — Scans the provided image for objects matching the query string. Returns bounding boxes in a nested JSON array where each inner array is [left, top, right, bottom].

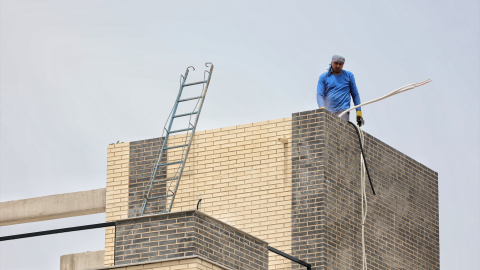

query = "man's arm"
[[348, 72, 361, 111], [348, 72, 365, 126], [317, 75, 325, 108]]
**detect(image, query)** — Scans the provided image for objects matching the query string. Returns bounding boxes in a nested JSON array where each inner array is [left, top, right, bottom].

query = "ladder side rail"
[[140, 67, 192, 215], [163, 127, 193, 203], [166, 64, 213, 191], [164, 117, 197, 194], [166, 63, 214, 212], [162, 124, 195, 201]]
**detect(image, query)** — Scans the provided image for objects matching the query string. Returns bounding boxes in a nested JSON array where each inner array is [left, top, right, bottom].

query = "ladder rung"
[[157, 160, 183, 166], [153, 177, 178, 183], [183, 80, 207, 87], [147, 194, 174, 200], [168, 127, 194, 134], [164, 144, 188, 150], [178, 96, 202, 102], [173, 111, 198, 118]]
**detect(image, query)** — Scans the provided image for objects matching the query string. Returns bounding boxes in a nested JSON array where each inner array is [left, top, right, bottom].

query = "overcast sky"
[[1, 1, 478, 269]]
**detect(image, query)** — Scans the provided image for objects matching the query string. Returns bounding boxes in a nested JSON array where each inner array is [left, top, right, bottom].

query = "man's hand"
[[357, 116, 365, 127], [356, 111, 365, 127]]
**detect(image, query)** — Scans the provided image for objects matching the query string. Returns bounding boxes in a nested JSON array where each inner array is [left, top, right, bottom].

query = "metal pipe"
[[0, 222, 116, 242], [196, 199, 202, 210], [267, 246, 312, 270]]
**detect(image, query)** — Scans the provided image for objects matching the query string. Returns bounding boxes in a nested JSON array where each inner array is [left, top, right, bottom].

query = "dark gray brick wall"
[[129, 137, 166, 217], [114, 210, 268, 269], [291, 108, 439, 270]]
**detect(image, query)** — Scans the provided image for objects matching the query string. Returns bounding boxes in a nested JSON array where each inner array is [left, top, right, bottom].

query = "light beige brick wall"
[[102, 257, 228, 270], [105, 142, 130, 267], [103, 118, 293, 269], [168, 118, 292, 269]]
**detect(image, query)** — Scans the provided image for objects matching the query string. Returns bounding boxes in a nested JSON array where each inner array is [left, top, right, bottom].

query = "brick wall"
[[171, 118, 292, 269], [105, 110, 440, 270], [169, 118, 293, 269], [114, 210, 268, 269], [128, 138, 166, 217], [116, 118, 293, 269], [105, 142, 130, 266], [291, 108, 439, 269], [105, 118, 292, 269]]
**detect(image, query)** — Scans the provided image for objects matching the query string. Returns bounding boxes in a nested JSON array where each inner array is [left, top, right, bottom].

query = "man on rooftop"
[[317, 54, 365, 126]]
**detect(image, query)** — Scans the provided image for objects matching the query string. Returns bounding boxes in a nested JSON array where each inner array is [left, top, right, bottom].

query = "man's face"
[[331, 61, 344, 74]]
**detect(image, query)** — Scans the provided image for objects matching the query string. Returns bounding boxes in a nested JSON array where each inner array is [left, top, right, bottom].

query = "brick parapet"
[[114, 210, 268, 270], [291, 108, 439, 269]]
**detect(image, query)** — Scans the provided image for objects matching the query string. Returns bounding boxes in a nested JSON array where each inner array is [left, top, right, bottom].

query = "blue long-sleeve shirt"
[[317, 70, 362, 113]]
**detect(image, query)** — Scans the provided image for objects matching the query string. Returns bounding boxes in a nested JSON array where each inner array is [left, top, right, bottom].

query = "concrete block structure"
[[103, 108, 439, 270], [60, 251, 105, 270], [0, 189, 105, 226]]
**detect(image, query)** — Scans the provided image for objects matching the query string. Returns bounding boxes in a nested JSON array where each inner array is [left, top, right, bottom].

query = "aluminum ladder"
[[140, 62, 214, 215]]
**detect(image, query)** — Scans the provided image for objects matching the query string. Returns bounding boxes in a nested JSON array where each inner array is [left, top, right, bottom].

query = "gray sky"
[[1, 1, 478, 269]]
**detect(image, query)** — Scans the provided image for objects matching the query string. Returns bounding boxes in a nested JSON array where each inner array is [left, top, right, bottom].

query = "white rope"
[[356, 124, 368, 270], [338, 79, 432, 118], [340, 79, 432, 270]]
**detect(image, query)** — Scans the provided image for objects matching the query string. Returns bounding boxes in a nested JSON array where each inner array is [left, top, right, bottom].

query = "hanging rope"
[[340, 79, 432, 270], [355, 123, 369, 270]]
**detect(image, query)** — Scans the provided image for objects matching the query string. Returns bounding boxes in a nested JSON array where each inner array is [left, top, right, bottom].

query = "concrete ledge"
[[60, 250, 105, 270], [0, 189, 106, 226], [99, 255, 231, 270]]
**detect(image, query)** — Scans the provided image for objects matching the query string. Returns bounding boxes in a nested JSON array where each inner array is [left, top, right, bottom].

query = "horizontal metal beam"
[[173, 111, 198, 118], [147, 194, 174, 200], [168, 127, 194, 134], [157, 160, 183, 166], [178, 96, 202, 102], [153, 177, 179, 184], [183, 80, 207, 87], [164, 144, 188, 150]]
